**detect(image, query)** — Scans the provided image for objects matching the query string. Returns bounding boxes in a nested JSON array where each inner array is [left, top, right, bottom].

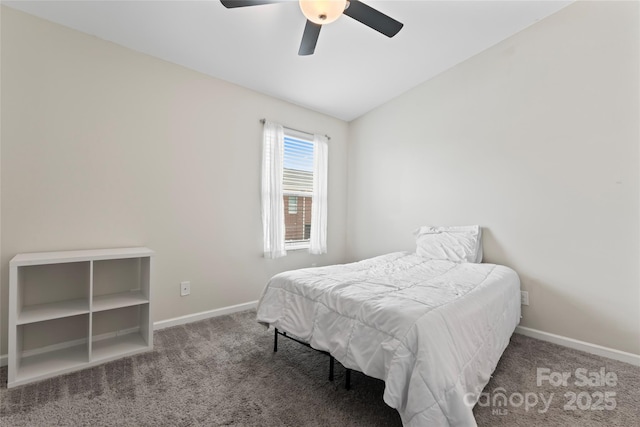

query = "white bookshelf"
[[8, 247, 154, 388]]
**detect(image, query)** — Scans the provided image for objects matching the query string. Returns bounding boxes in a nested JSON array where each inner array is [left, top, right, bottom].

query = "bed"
[[256, 227, 521, 427]]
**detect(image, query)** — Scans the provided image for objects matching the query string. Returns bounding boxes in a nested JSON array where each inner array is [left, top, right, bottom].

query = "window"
[[261, 120, 328, 258], [283, 134, 314, 248], [288, 196, 298, 214]]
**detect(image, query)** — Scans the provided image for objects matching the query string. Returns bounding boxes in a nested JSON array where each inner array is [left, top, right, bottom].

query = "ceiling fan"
[[220, 0, 403, 56]]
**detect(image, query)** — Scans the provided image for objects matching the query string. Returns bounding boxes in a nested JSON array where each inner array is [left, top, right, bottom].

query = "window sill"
[[286, 243, 310, 251]]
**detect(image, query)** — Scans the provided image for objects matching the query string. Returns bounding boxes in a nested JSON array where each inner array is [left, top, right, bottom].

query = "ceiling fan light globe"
[[299, 0, 347, 25]]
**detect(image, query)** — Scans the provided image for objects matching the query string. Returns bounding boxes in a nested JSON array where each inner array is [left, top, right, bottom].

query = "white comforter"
[[256, 252, 521, 426]]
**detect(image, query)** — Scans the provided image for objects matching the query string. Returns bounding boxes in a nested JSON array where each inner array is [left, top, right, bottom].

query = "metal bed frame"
[[274, 328, 352, 389]]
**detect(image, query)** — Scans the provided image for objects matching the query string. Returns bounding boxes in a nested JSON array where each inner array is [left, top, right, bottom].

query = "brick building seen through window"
[[285, 195, 312, 241]]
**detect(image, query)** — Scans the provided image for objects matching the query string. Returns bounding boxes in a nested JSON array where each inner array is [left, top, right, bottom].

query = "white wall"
[[347, 1, 639, 355], [0, 7, 349, 355]]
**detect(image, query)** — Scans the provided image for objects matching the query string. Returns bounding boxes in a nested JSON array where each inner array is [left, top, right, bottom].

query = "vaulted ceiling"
[[5, 0, 572, 121]]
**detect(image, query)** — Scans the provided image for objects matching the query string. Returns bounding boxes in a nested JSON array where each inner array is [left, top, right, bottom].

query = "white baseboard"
[[153, 300, 258, 330], [515, 326, 640, 367], [0, 301, 258, 367]]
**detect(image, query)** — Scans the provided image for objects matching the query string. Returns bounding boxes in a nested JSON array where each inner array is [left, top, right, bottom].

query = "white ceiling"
[[5, 0, 572, 121]]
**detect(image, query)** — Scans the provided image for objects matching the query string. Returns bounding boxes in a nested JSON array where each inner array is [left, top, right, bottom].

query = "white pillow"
[[414, 225, 483, 263]]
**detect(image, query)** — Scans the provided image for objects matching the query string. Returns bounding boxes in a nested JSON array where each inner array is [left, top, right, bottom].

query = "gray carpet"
[[1, 310, 638, 426]]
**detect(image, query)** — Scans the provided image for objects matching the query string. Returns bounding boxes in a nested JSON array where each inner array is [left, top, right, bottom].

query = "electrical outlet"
[[521, 291, 529, 306], [180, 281, 190, 297]]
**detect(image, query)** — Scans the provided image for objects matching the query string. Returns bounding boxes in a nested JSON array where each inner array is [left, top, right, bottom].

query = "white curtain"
[[261, 121, 286, 259], [309, 134, 328, 255]]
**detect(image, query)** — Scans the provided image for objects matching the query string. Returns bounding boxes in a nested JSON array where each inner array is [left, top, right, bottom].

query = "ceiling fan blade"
[[220, 0, 284, 8], [343, 0, 403, 38], [299, 20, 322, 56]]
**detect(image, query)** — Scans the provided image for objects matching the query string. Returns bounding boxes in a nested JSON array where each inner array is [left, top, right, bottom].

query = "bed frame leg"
[[329, 356, 335, 381], [272, 327, 351, 389], [345, 369, 351, 390]]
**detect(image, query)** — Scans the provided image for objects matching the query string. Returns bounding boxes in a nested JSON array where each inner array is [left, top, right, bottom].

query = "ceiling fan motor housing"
[[299, 0, 348, 25]]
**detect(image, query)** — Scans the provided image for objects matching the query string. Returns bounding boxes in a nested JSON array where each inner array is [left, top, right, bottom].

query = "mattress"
[[256, 252, 521, 427]]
